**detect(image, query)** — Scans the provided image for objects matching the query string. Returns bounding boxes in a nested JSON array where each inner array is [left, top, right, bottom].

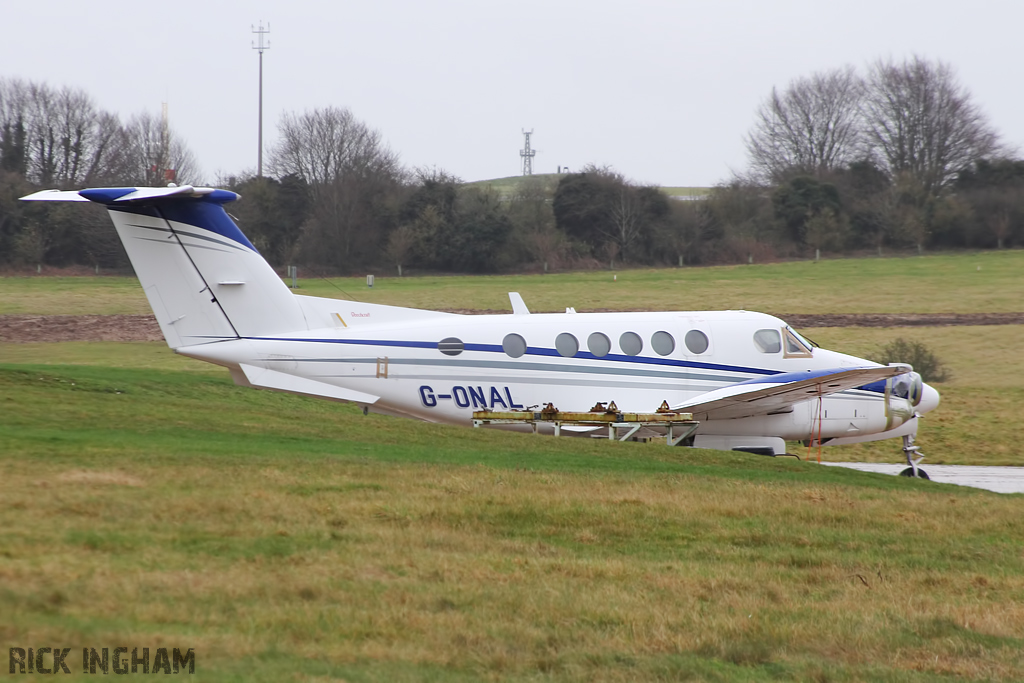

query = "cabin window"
[[782, 327, 813, 358], [588, 332, 611, 357], [556, 332, 579, 358], [502, 333, 527, 358], [651, 331, 675, 356], [684, 329, 709, 354], [619, 331, 642, 356], [753, 329, 781, 353], [438, 337, 464, 356]]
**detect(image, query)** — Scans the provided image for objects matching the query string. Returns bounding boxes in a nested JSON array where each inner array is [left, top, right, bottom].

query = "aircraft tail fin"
[[21, 186, 308, 348]]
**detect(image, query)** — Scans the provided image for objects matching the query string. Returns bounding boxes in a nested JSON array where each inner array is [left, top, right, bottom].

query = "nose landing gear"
[[900, 434, 930, 479]]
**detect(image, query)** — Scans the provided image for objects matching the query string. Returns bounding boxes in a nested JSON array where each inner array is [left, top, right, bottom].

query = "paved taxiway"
[[824, 463, 1024, 494]]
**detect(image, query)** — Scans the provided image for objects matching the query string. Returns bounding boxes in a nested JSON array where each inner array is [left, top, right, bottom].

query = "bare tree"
[[272, 107, 404, 269], [270, 107, 401, 201], [667, 199, 715, 266], [12, 82, 99, 186], [0, 79, 31, 176], [745, 66, 865, 183], [24, 81, 60, 185], [508, 176, 553, 233], [50, 86, 96, 186], [0, 79, 130, 187], [802, 206, 846, 255], [991, 209, 1011, 250], [969, 186, 1018, 249], [385, 225, 415, 276], [708, 179, 775, 263], [509, 177, 561, 271], [522, 227, 564, 272], [604, 187, 644, 260], [118, 111, 201, 186], [889, 171, 931, 253], [862, 56, 998, 194]]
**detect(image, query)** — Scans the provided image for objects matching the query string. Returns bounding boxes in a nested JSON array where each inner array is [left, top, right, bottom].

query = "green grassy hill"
[[464, 173, 711, 200], [463, 173, 563, 198]]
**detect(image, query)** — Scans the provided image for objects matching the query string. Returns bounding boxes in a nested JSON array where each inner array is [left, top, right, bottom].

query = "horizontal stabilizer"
[[239, 364, 379, 405], [21, 185, 228, 204], [19, 189, 91, 202], [674, 365, 910, 421]]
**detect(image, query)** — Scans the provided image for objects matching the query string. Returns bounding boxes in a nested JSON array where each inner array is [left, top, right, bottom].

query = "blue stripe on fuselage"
[[246, 335, 782, 376]]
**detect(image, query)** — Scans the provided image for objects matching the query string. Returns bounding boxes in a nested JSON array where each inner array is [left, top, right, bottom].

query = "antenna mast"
[[520, 129, 536, 176], [252, 21, 271, 178], [161, 102, 170, 182]]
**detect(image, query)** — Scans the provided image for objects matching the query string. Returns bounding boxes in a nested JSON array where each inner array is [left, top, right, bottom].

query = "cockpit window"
[[782, 326, 813, 358], [753, 329, 781, 353], [789, 327, 817, 348]]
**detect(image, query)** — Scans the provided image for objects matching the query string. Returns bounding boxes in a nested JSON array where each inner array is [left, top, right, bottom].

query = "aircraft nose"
[[918, 382, 941, 415]]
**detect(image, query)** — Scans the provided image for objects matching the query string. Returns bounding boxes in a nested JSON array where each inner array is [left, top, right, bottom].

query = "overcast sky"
[[5, 0, 1021, 187]]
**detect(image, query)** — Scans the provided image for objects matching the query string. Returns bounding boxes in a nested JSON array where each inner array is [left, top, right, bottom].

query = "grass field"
[[3, 249, 1023, 315], [2, 359, 1023, 681], [2, 252, 1023, 680]]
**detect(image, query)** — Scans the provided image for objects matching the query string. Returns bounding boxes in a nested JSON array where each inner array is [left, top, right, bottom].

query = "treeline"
[[2, 57, 1021, 273], [227, 156, 684, 273], [0, 77, 199, 267], [723, 56, 1023, 258]]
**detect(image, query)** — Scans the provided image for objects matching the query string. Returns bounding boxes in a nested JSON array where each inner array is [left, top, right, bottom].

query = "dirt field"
[[2, 311, 1023, 343], [0, 314, 163, 342]]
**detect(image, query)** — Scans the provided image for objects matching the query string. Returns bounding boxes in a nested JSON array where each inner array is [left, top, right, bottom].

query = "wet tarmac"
[[824, 463, 1024, 494]]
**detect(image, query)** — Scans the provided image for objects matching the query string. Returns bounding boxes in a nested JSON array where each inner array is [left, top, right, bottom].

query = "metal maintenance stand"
[[472, 402, 699, 446]]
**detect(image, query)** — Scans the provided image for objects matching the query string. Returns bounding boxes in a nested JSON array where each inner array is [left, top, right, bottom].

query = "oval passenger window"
[[588, 332, 611, 357], [555, 332, 579, 358], [502, 333, 527, 358], [619, 331, 642, 356], [651, 331, 675, 356], [438, 337, 464, 356], [684, 329, 709, 354]]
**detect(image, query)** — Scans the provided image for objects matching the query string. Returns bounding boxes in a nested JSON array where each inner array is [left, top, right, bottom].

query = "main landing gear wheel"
[[899, 466, 930, 479], [901, 434, 929, 480]]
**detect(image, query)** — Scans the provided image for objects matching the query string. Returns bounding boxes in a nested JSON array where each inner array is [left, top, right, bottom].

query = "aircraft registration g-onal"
[[22, 185, 941, 477]]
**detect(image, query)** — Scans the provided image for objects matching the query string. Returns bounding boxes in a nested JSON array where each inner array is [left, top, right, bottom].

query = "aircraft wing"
[[673, 365, 909, 421]]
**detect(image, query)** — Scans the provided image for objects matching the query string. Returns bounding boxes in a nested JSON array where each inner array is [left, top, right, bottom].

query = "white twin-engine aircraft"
[[23, 185, 941, 477]]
